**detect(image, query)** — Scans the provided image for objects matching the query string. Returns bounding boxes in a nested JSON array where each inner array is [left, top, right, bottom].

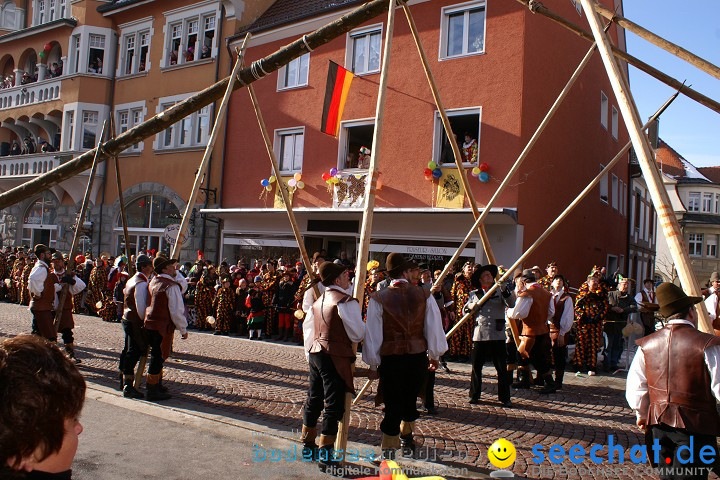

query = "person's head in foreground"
[[0, 335, 86, 478]]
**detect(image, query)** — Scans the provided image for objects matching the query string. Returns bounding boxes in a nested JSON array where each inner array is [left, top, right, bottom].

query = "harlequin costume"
[[362, 261, 385, 323], [463, 138, 478, 164], [573, 277, 609, 373], [193, 271, 216, 330], [8, 257, 22, 303], [449, 269, 473, 359], [19, 263, 31, 306], [213, 277, 235, 335], [261, 268, 280, 337], [86, 262, 108, 315]]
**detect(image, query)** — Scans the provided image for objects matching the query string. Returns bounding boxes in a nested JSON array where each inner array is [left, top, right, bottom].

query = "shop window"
[[339, 120, 374, 170], [275, 128, 304, 173], [22, 192, 57, 248], [434, 108, 480, 166], [88, 34, 105, 74], [348, 25, 381, 75], [278, 53, 309, 90], [440, 1, 486, 59], [81, 111, 98, 149]]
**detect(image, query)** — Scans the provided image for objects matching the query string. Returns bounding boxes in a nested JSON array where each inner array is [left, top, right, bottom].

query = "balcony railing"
[[0, 151, 93, 179], [0, 77, 62, 110]]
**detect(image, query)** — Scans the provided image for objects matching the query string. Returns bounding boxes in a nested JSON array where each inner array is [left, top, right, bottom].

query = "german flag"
[[321, 61, 354, 137]]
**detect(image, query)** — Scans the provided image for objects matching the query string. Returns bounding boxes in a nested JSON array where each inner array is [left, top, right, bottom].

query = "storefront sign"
[[163, 224, 189, 246], [369, 243, 475, 257], [224, 237, 299, 248]]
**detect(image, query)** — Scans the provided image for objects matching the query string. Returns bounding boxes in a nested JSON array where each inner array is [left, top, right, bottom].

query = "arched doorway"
[[46, 42, 63, 77], [0, 54, 13, 82], [115, 194, 181, 256], [22, 191, 58, 248]]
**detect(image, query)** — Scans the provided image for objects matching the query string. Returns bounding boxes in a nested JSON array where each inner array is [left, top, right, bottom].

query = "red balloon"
[[423, 168, 432, 176], [424, 174, 432, 181], [44, 42, 53, 52], [479, 162, 489, 172], [321, 172, 331, 181]]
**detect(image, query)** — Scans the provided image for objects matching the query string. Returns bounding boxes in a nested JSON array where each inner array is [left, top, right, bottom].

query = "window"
[[116, 107, 143, 151], [37, 0, 45, 24], [165, 11, 217, 67], [59, 0, 66, 18], [599, 165, 609, 203], [81, 111, 98, 149], [339, 120, 374, 170], [688, 233, 703, 257], [122, 30, 150, 75], [611, 174, 619, 210], [688, 192, 701, 212], [64, 110, 74, 150], [278, 53, 309, 90], [158, 101, 211, 150], [434, 108, 481, 165], [708, 237, 717, 258], [648, 203, 654, 240], [48, 0, 55, 21], [123, 35, 135, 75], [703, 193, 713, 212], [88, 34, 105, 74], [440, 1, 486, 59], [600, 92, 608, 129], [611, 106, 619, 139], [274, 128, 304, 173], [633, 191, 641, 230], [348, 26, 381, 75], [22, 192, 58, 248], [71, 34, 80, 74]]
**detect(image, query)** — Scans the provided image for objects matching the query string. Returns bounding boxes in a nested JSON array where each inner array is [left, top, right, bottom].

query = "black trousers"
[[303, 352, 346, 436], [424, 370, 435, 409], [650, 424, 718, 480], [518, 333, 552, 377], [60, 328, 74, 346], [552, 344, 567, 385], [379, 353, 427, 436], [470, 340, 509, 402], [120, 320, 147, 376], [146, 329, 164, 375]]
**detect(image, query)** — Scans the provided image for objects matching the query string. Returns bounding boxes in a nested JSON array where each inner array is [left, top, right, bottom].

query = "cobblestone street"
[[0, 303, 651, 479]]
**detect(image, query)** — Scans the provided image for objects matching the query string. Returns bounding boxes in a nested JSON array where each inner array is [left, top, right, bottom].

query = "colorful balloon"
[[268, 175, 276, 183], [479, 162, 489, 172], [329, 167, 338, 176], [297, 181, 305, 189], [427, 161, 437, 170], [471, 167, 481, 176], [38, 51, 46, 59], [322, 172, 331, 181], [293, 172, 302, 181], [265, 185, 272, 191], [261, 179, 270, 187], [479, 171, 490, 182], [44, 42, 53, 52], [432, 168, 442, 179], [288, 179, 297, 187], [423, 168, 432, 176]]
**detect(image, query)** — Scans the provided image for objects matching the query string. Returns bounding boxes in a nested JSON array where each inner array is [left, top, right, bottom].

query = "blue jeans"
[[604, 333, 624, 369]]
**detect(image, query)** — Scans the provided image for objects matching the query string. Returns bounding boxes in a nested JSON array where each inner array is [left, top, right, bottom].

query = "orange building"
[[207, 0, 632, 285]]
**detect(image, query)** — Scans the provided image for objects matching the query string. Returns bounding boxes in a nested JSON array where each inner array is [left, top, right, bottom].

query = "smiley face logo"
[[488, 438, 516, 469]]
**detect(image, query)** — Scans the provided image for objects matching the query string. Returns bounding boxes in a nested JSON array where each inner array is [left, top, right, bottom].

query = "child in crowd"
[[246, 289, 265, 340]]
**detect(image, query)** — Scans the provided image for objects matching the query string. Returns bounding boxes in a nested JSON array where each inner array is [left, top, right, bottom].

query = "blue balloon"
[[479, 171, 490, 183], [261, 179, 270, 187], [432, 168, 442, 179]]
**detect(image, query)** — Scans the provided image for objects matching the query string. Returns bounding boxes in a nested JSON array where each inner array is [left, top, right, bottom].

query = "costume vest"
[[636, 323, 720, 436], [310, 288, 357, 393], [124, 274, 148, 327], [29, 263, 54, 311], [371, 281, 429, 356], [144, 276, 177, 334], [52, 271, 75, 330], [518, 285, 551, 336], [551, 293, 571, 332], [640, 290, 656, 328]]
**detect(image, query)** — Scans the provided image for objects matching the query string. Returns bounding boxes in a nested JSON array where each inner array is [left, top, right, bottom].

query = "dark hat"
[[153, 255, 177, 274], [386, 253, 418, 276], [312, 251, 325, 263], [220, 274, 231, 283], [471, 264, 498, 289], [136, 254, 152, 269], [318, 261, 346, 286], [710, 272, 720, 283], [34, 244, 51, 256], [51, 251, 64, 260], [656, 282, 702, 318], [521, 268, 536, 282]]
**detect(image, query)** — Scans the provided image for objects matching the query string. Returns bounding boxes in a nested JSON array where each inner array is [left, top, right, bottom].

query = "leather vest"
[[636, 323, 720, 436], [551, 293, 571, 332], [371, 281, 429, 356], [640, 290, 656, 327], [518, 285, 551, 336], [310, 289, 355, 358], [124, 275, 147, 327], [144, 276, 177, 333], [29, 263, 55, 311], [52, 272, 73, 311]]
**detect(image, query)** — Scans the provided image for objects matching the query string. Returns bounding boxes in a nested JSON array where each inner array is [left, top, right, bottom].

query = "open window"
[[434, 108, 481, 166], [338, 119, 374, 170]]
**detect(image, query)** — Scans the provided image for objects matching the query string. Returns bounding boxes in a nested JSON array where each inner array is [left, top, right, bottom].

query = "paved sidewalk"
[[0, 303, 653, 479]]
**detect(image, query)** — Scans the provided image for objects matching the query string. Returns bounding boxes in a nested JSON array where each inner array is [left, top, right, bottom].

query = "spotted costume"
[[261, 271, 280, 337], [573, 283, 609, 370], [194, 273, 216, 330], [86, 265, 108, 314], [213, 285, 235, 333], [19, 264, 31, 306], [449, 272, 473, 358], [8, 259, 22, 303]]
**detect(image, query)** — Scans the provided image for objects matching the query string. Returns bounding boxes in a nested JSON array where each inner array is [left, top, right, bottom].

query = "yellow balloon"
[[297, 181, 305, 189], [293, 172, 302, 181], [488, 438, 516, 469], [268, 175, 276, 183], [265, 185, 272, 191]]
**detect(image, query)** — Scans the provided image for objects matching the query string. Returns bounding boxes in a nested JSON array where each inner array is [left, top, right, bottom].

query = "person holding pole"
[[363, 253, 448, 459], [50, 252, 86, 363], [549, 275, 573, 389], [28, 244, 58, 342], [143, 255, 188, 401], [300, 261, 365, 473]]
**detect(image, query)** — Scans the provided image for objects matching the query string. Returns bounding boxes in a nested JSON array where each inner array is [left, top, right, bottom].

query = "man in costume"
[[300, 262, 365, 472], [50, 252, 86, 363], [550, 275, 573, 389], [119, 254, 153, 399], [573, 274, 609, 375], [465, 264, 514, 407], [28, 244, 58, 342], [86, 256, 107, 316], [193, 263, 217, 330], [261, 260, 280, 339], [626, 282, 720, 480], [19, 257, 31, 306], [364, 253, 448, 458], [703, 271, 720, 335], [539, 262, 558, 290], [143, 255, 188, 401], [448, 261, 474, 361], [605, 276, 636, 372], [213, 274, 235, 335], [506, 269, 557, 394], [635, 278, 658, 336]]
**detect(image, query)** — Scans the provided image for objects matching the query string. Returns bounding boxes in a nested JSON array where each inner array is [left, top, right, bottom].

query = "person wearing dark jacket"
[[272, 272, 299, 341], [605, 276, 636, 371]]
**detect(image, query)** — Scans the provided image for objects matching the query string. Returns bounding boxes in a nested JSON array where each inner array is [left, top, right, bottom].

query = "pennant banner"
[[321, 61, 354, 136]]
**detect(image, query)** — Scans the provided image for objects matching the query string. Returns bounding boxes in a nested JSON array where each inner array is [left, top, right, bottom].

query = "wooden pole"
[[400, 1, 495, 264], [171, 35, 250, 261], [510, 0, 720, 116], [53, 120, 109, 333], [431, 38, 597, 294], [592, 1, 720, 81], [353, 91, 681, 404], [111, 120, 133, 276], [580, 0, 712, 333], [246, 86, 320, 297]]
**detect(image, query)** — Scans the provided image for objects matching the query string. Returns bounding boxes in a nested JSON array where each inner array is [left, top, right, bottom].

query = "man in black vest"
[[626, 283, 720, 480]]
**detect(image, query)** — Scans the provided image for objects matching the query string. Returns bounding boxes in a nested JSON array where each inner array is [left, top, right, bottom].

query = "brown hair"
[[0, 335, 86, 468]]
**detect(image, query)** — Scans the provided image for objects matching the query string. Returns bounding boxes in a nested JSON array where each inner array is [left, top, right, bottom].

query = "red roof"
[[655, 139, 687, 178], [698, 167, 720, 184]]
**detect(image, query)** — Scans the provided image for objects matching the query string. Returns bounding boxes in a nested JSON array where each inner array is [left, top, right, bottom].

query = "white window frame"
[[274, 127, 305, 174], [49, 0, 55, 21], [337, 118, 375, 171], [119, 22, 152, 77], [162, 3, 220, 68], [707, 237, 717, 258], [703, 192, 713, 213], [88, 34, 106, 74], [59, 0, 67, 18], [277, 53, 310, 91], [611, 174, 619, 210], [155, 92, 211, 151], [687, 191, 701, 212], [600, 91, 608, 129], [599, 164, 609, 204], [345, 24, 383, 76], [81, 111, 98, 149], [611, 106, 619, 140], [716, 193, 720, 214], [37, 0, 45, 25], [432, 106, 482, 167], [439, 0, 487, 60], [115, 101, 146, 152], [64, 110, 74, 150], [70, 34, 81, 74], [688, 233, 703, 257]]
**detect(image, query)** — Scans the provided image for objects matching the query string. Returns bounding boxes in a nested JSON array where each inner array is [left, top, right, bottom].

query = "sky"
[[624, 0, 720, 167]]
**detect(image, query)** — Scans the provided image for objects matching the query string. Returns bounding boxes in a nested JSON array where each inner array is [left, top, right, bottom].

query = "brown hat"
[[51, 252, 64, 260], [34, 244, 51, 256], [153, 255, 177, 274], [521, 268, 536, 282], [656, 282, 703, 318], [471, 264, 498, 289], [312, 251, 325, 263], [386, 252, 418, 276], [710, 271, 720, 283], [318, 261, 345, 286]]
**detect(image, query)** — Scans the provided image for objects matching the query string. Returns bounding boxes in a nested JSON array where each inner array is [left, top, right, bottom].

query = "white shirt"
[[634, 288, 656, 306], [551, 289, 574, 336], [51, 269, 86, 310], [302, 285, 365, 361], [362, 279, 448, 370], [625, 319, 720, 420], [124, 272, 150, 320], [506, 283, 555, 321], [155, 273, 188, 335], [28, 259, 50, 297], [705, 292, 718, 320], [302, 281, 325, 313]]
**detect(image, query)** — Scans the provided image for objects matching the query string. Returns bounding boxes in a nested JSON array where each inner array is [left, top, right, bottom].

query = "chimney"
[[647, 118, 660, 149]]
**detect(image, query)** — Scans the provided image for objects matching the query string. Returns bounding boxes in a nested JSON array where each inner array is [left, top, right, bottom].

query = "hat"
[[318, 261, 346, 286], [521, 268, 536, 282], [153, 255, 177, 274], [367, 260, 380, 272], [136, 254, 152, 269], [471, 264, 498, 289], [312, 251, 325, 263], [34, 244, 51, 256], [710, 272, 720, 283], [51, 252, 64, 260], [655, 282, 703, 318], [220, 274, 231, 283], [386, 253, 418, 276]]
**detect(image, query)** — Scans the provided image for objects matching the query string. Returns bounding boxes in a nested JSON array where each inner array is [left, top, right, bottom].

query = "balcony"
[[0, 77, 61, 110]]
